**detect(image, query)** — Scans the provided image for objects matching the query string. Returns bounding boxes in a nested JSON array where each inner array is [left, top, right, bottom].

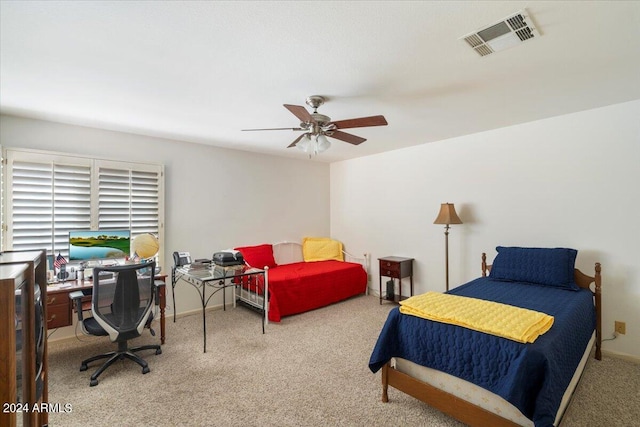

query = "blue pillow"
[[489, 246, 579, 290]]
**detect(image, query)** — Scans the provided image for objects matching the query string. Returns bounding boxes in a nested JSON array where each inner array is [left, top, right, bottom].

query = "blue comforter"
[[369, 278, 595, 427]]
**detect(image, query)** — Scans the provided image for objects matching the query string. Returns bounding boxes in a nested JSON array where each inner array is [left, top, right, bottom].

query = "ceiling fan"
[[242, 95, 388, 156]]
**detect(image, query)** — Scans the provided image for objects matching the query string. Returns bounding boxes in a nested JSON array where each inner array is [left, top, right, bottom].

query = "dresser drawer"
[[47, 293, 67, 306], [379, 257, 413, 279], [379, 261, 401, 278], [379, 260, 401, 272], [46, 290, 73, 328], [47, 303, 72, 329], [381, 269, 400, 279]]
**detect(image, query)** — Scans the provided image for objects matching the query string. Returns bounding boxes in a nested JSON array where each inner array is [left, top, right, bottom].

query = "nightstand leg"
[[410, 275, 413, 298]]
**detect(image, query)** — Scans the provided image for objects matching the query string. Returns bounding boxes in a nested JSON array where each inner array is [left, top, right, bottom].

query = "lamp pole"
[[433, 203, 462, 292], [443, 224, 451, 291]]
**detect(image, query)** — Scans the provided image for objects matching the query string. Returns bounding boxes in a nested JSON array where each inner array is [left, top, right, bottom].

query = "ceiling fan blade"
[[329, 130, 367, 145], [287, 133, 307, 148], [284, 104, 315, 123], [330, 115, 388, 129], [242, 127, 304, 131]]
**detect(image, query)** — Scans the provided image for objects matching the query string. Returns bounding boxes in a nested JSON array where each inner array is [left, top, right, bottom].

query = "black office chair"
[[71, 261, 162, 386]]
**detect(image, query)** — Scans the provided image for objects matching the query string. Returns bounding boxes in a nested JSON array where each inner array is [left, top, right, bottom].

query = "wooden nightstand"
[[378, 256, 414, 304]]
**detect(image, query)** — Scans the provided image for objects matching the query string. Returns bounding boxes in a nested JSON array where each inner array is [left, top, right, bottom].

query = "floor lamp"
[[433, 203, 463, 291]]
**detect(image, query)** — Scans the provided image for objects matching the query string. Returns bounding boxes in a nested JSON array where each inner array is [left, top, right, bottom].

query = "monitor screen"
[[68, 230, 131, 262]]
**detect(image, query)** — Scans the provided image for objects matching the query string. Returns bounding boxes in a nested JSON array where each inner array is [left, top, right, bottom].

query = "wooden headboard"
[[480, 252, 601, 291], [480, 252, 602, 360]]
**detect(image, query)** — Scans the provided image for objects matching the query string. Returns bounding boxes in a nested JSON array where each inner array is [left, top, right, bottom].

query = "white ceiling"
[[1, 1, 639, 163]]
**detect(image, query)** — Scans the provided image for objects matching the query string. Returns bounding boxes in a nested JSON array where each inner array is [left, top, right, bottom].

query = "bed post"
[[573, 262, 603, 361], [481, 253, 487, 277], [594, 262, 602, 360], [381, 362, 389, 402]]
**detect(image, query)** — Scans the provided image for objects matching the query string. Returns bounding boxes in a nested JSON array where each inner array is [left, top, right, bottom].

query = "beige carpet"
[[46, 295, 639, 426]]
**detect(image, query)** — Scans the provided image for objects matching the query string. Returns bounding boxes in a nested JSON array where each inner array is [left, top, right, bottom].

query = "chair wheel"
[[142, 366, 150, 374], [155, 348, 162, 355], [80, 364, 88, 372], [90, 379, 99, 387]]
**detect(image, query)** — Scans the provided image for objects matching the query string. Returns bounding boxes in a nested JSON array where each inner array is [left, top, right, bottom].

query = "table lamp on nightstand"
[[433, 203, 463, 291]]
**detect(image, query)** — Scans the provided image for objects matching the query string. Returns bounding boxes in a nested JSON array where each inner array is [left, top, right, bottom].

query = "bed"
[[369, 247, 602, 427], [234, 239, 369, 322]]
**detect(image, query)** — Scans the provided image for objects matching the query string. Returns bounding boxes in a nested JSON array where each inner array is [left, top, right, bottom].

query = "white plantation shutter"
[[97, 164, 160, 238], [4, 150, 164, 266], [53, 163, 92, 256], [8, 156, 91, 258]]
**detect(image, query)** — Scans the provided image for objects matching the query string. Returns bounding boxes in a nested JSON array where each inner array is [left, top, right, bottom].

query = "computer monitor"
[[68, 230, 131, 262]]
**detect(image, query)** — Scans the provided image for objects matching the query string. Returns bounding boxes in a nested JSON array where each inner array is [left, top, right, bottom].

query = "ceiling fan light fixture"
[[297, 133, 311, 151], [245, 96, 387, 157], [316, 134, 331, 153]]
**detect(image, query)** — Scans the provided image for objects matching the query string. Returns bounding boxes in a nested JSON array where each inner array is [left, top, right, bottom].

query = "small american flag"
[[53, 253, 67, 269]]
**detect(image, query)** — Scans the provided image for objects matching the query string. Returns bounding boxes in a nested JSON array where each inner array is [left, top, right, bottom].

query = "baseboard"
[[602, 349, 640, 364], [48, 303, 226, 345], [173, 303, 225, 319]]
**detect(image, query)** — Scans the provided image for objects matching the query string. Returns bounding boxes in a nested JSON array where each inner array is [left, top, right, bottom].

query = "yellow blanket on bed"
[[399, 291, 554, 344]]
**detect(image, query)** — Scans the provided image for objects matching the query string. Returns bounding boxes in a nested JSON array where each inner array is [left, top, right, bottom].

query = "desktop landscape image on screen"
[[69, 230, 131, 261]]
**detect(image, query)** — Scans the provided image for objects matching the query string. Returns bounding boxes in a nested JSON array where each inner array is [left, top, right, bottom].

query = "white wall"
[[0, 115, 330, 336], [3, 101, 639, 357], [330, 100, 640, 359]]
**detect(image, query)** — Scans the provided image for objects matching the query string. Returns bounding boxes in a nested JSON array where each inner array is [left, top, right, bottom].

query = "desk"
[[172, 265, 266, 353], [46, 274, 167, 344]]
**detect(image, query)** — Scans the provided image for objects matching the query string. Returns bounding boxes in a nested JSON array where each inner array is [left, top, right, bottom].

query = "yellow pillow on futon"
[[302, 237, 344, 262]]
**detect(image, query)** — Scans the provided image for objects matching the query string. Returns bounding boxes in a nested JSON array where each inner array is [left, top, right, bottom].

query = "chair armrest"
[[154, 280, 165, 306], [69, 290, 86, 321], [69, 290, 84, 300]]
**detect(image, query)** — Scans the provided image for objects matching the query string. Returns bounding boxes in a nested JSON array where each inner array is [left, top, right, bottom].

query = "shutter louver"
[[98, 167, 160, 239], [5, 150, 163, 266], [11, 160, 91, 257], [53, 164, 92, 256], [131, 170, 160, 236], [99, 168, 132, 230]]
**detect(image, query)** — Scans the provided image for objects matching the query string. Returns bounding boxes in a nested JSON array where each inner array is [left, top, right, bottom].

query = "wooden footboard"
[[382, 362, 520, 427]]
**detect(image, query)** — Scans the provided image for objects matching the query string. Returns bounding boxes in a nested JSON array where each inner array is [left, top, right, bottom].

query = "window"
[[97, 162, 161, 236], [3, 149, 164, 266]]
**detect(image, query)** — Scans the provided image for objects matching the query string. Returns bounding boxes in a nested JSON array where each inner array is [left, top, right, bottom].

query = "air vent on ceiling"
[[461, 9, 539, 57]]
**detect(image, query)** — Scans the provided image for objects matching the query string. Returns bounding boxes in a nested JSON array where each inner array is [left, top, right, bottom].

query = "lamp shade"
[[316, 134, 331, 153], [433, 203, 463, 225], [297, 134, 311, 151], [131, 233, 160, 259]]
